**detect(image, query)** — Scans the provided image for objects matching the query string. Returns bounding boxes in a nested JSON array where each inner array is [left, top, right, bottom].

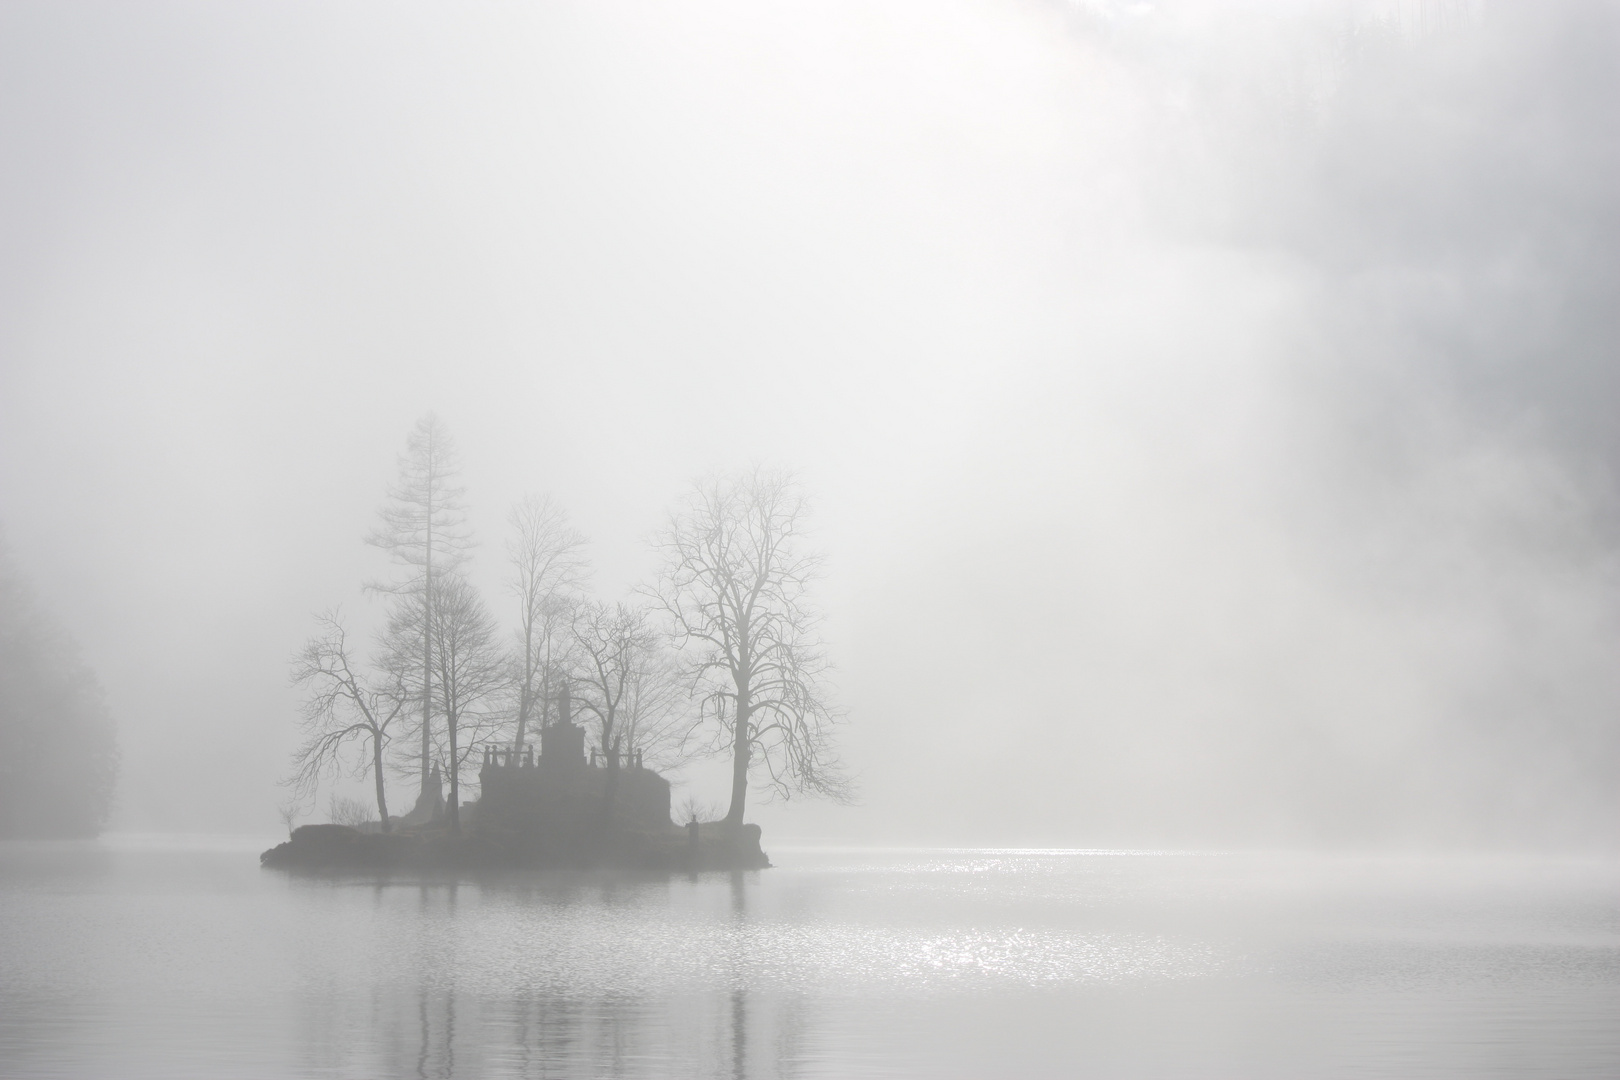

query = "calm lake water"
[[0, 838, 1616, 1079]]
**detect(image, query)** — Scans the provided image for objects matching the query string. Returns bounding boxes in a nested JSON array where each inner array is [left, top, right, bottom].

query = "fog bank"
[[0, 0, 1614, 847]]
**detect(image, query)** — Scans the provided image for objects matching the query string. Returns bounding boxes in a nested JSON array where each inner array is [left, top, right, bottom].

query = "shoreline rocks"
[[260, 821, 770, 874]]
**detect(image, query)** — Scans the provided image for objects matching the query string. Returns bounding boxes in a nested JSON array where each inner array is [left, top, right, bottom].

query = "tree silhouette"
[[648, 470, 849, 830], [288, 610, 408, 831], [505, 493, 587, 754], [0, 540, 116, 838], [366, 414, 472, 802]]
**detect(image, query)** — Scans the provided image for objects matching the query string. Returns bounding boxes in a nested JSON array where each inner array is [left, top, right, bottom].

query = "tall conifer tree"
[[366, 415, 472, 801]]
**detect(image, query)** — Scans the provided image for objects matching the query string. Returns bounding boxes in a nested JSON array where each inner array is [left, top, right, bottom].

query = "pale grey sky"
[[2, 0, 1615, 846]]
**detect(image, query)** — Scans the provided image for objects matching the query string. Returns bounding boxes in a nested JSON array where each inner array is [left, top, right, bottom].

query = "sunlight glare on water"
[[0, 842, 1616, 1078]]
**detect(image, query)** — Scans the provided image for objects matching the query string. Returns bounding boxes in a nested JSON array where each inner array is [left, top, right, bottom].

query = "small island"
[[262, 687, 768, 873], [263, 422, 847, 876]]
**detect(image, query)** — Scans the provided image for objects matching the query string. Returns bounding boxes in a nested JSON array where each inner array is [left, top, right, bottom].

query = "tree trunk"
[[515, 620, 534, 753], [373, 733, 391, 833], [601, 734, 621, 822], [420, 561, 433, 798], [724, 703, 750, 829], [446, 707, 460, 835], [514, 685, 530, 755], [420, 479, 435, 798]]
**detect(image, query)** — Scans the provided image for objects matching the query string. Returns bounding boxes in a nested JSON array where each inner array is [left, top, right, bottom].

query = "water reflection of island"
[[293, 873, 806, 1079], [262, 688, 767, 874]]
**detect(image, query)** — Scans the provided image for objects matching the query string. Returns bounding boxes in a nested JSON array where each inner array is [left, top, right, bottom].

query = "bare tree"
[[365, 414, 473, 805], [619, 635, 689, 773], [388, 573, 506, 834], [287, 611, 408, 830], [277, 801, 302, 840], [675, 795, 725, 826], [571, 600, 659, 820], [506, 494, 587, 754], [328, 794, 374, 828], [647, 470, 849, 831]]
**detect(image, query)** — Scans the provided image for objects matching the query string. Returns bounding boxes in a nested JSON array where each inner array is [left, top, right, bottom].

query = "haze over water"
[[1, 0, 1615, 849], [2, 0, 1618, 1076], [3, 841, 1616, 1078]]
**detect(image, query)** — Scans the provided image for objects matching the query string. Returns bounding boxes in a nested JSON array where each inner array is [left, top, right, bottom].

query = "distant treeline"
[[0, 540, 117, 838]]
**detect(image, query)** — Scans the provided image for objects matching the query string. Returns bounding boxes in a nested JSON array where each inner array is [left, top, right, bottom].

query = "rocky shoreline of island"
[[260, 819, 770, 874]]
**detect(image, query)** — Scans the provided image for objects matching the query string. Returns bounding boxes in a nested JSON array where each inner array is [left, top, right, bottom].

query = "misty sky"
[[1, 0, 1615, 847]]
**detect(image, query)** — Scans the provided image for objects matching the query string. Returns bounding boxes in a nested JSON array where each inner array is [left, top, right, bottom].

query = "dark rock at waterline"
[[684, 822, 770, 871], [260, 824, 421, 870], [259, 820, 770, 873]]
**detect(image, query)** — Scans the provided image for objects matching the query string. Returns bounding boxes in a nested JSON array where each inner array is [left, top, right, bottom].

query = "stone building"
[[473, 685, 672, 838]]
